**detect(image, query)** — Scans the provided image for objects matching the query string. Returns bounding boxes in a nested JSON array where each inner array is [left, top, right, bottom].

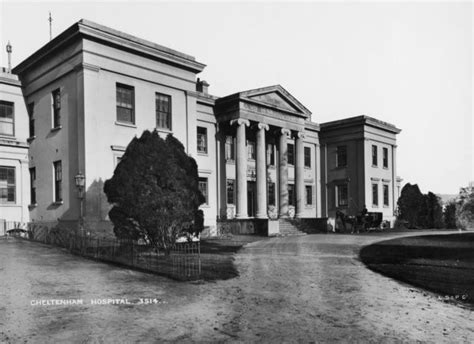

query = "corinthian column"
[[256, 122, 269, 218], [231, 118, 250, 218], [279, 128, 291, 217], [295, 131, 305, 218]]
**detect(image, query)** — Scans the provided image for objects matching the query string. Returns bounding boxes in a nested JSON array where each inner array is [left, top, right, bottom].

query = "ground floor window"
[[372, 183, 378, 206], [268, 182, 275, 206], [0, 166, 15, 203], [53, 161, 62, 203], [336, 183, 348, 207], [226, 179, 234, 204], [383, 184, 389, 206], [30, 167, 36, 204], [288, 183, 295, 206], [305, 185, 313, 205], [199, 177, 208, 205]]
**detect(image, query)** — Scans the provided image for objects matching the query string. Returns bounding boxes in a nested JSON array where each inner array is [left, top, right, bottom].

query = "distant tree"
[[423, 192, 444, 229], [104, 131, 205, 253], [443, 201, 457, 229], [456, 187, 474, 230], [397, 183, 425, 229]]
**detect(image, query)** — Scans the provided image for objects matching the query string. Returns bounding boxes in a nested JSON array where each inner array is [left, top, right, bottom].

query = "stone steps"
[[278, 219, 307, 236]]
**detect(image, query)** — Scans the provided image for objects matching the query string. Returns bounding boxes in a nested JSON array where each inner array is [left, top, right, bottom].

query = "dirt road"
[[1, 232, 473, 343]]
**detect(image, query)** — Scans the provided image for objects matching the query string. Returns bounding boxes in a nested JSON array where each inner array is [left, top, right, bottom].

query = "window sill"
[[383, 167, 389, 170], [304, 166, 312, 170], [156, 127, 172, 134], [51, 126, 62, 132], [115, 121, 137, 129], [372, 205, 379, 208], [334, 166, 347, 170], [0, 134, 15, 139], [372, 165, 378, 168], [0, 203, 18, 206], [197, 151, 208, 156], [52, 201, 63, 206], [226, 159, 235, 165], [28, 203, 38, 209], [27, 136, 36, 143], [200, 204, 210, 208]]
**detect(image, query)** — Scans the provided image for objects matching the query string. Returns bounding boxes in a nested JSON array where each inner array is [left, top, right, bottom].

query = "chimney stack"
[[196, 78, 210, 94]]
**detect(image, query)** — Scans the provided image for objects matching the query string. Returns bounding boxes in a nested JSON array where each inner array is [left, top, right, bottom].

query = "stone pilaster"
[[279, 128, 291, 217], [295, 131, 305, 218], [231, 118, 250, 218], [256, 122, 269, 218]]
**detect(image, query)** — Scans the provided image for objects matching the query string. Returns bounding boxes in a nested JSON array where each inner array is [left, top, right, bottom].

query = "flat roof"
[[13, 19, 206, 75], [320, 115, 401, 134]]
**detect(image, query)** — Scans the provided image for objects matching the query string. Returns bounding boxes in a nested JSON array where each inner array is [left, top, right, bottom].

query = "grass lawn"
[[360, 232, 474, 306]]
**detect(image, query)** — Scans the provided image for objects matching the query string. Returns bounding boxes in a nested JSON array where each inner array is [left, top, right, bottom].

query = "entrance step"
[[278, 219, 307, 236]]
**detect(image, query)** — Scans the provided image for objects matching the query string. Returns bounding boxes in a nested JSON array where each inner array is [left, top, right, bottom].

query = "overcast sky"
[[1, 1, 472, 195]]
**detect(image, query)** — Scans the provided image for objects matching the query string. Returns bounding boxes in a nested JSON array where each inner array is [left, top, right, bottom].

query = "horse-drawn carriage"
[[335, 211, 384, 233]]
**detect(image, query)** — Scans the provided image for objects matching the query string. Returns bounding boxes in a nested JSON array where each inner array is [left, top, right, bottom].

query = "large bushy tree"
[[104, 131, 205, 252], [397, 183, 448, 229], [397, 183, 425, 228], [423, 192, 444, 229], [443, 201, 457, 229], [456, 187, 474, 229]]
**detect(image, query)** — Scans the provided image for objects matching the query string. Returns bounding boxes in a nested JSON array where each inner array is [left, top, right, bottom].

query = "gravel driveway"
[[0, 232, 472, 343]]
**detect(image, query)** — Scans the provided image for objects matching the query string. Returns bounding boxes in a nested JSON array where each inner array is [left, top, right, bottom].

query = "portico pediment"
[[247, 92, 298, 112], [215, 85, 312, 130], [240, 85, 311, 119]]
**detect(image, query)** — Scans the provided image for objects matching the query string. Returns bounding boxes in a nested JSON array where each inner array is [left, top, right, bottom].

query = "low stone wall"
[[216, 219, 268, 236]]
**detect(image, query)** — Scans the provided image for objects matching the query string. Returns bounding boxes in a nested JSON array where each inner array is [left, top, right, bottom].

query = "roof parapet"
[[320, 115, 401, 134], [13, 19, 206, 75]]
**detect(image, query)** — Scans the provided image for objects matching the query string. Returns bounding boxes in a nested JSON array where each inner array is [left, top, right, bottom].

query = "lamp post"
[[75, 172, 85, 234]]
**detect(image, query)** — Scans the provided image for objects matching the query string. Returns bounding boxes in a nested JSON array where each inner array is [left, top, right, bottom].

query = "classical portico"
[[215, 85, 318, 221]]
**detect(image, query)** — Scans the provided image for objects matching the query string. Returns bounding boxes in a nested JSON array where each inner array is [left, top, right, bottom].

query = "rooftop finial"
[[49, 12, 53, 41], [6, 41, 12, 73]]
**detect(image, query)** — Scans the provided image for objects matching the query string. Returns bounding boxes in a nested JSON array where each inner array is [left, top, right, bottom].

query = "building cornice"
[[320, 115, 401, 134], [195, 92, 218, 106], [0, 75, 21, 87], [13, 19, 206, 76], [0, 139, 29, 148], [304, 121, 320, 132]]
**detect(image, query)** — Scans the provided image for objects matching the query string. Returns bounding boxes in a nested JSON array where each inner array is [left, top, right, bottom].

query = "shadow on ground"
[[360, 233, 474, 306], [199, 236, 264, 281]]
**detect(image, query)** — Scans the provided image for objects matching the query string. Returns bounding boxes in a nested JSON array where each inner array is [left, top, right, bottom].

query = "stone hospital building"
[[1, 19, 401, 236]]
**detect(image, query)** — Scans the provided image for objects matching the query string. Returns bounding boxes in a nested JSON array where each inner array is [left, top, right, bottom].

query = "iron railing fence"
[[1, 221, 201, 280], [0, 220, 28, 237]]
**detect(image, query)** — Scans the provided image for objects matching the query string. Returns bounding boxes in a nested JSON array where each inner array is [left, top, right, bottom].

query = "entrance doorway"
[[247, 181, 256, 217]]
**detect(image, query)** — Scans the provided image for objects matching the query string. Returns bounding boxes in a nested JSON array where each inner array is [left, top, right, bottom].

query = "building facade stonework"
[[2, 19, 401, 236], [0, 67, 30, 230]]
